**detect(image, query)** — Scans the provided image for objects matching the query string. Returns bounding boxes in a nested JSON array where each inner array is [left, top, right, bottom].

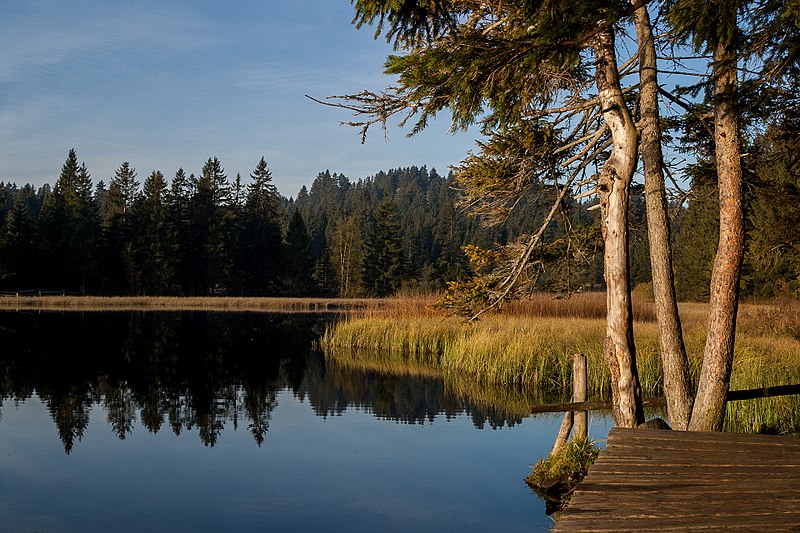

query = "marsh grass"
[[322, 309, 674, 399], [323, 293, 800, 433]]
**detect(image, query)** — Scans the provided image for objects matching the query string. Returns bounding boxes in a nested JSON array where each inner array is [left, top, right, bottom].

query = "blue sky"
[[0, 0, 478, 198]]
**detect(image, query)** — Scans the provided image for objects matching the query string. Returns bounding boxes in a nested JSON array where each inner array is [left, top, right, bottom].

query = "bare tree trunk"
[[594, 28, 645, 428], [632, 3, 694, 431], [688, 35, 745, 432]]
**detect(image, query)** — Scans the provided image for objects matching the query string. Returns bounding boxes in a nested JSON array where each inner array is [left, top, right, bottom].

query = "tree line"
[[1, 132, 798, 300], [0, 150, 572, 296]]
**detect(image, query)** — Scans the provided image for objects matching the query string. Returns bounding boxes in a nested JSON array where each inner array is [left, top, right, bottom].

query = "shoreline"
[[0, 295, 389, 313]]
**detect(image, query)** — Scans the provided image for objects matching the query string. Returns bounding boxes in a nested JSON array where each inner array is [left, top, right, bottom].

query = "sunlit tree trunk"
[[689, 33, 745, 432], [594, 27, 645, 428], [633, 3, 694, 430]]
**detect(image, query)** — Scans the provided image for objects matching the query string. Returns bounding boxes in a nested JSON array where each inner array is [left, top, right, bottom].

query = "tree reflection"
[[0, 311, 538, 454], [42, 388, 93, 454], [243, 384, 277, 447], [102, 380, 137, 440]]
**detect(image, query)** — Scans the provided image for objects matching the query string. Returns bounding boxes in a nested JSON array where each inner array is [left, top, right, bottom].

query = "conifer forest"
[[1, 122, 799, 302]]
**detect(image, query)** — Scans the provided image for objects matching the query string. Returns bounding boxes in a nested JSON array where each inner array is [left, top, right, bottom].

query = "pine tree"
[[98, 162, 140, 294], [0, 186, 38, 289], [241, 157, 282, 294], [740, 115, 800, 296], [313, 235, 337, 296], [282, 209, 313, 295], [135, 170, 173, 294], [363, 196, 404, 297], [667, 0, 747, 431], [167, 168, 192, 294], [673, 163, 720, 301], [189, 157, 232, 294], [38, 149, 98, 293]]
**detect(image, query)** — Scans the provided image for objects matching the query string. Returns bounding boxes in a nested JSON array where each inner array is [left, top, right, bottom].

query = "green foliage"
[[453, 121, 564, 225], [433, 244, 502, 316], [665, 0, 741, 52], [380, 3, 600, 134], [283, 209, 314, 295], [188, 157, 233, 294], [351, 0, 462, 49], [1, 162, 506, 297], [363, 196, 405, 296], [240, 157, 282, 294], [294, 166, 496, 297], [434, 217, 602, 317], [0, 186, 39, 288], [38, 149, 99, 293], [134, 170, 174, 295], [673, 162, 720, 301], [743, 117, 800, 296], [98, 161, 140, 294]]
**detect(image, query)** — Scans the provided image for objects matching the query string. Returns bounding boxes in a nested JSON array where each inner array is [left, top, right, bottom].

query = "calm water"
[[0, 311, 612, 532]]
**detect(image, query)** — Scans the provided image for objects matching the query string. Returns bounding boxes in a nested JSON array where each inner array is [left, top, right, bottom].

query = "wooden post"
[[550, 411, 574, 456], [574, 354, 588, 440], [550, 353, 588, 456]]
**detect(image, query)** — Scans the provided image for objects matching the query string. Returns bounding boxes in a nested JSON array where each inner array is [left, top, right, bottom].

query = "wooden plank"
[[727, 383, 800, 401], [529, 396, 666, 414], [554, 427, 800, 532], [530, 383, 800, 414]]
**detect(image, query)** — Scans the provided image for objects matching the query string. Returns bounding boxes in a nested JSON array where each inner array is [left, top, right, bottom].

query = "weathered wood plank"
[[530, 384, 800, 414], [554, 427, 800, 532]]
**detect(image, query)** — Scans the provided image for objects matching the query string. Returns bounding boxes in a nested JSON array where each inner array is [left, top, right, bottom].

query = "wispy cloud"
[[0, 2, 212, 85]]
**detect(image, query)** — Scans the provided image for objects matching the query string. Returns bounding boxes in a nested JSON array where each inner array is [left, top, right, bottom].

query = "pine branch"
[[657, 87, 714, 138]]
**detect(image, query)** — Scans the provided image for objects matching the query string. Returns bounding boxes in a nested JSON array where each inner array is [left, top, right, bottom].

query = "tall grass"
[[323, 293, 800, 433], [322, 314, 664, 400]]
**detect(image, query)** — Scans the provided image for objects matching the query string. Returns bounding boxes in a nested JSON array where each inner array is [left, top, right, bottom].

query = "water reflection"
[[0, 312, 538, 454]]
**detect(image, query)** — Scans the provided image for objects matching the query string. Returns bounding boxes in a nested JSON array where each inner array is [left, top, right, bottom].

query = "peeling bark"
[[633, 3, 694, 431], [594, 28, 644, 428]]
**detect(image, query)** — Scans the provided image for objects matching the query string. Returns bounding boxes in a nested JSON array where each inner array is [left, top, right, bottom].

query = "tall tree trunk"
[[633, 3, 694, 430], [688, 33, 745, 432], [594, 28, 645, 428]]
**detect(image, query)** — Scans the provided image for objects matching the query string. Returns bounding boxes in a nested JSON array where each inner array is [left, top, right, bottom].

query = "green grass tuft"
[[526, 438, 600, 488], [525, 437, 600, 514]]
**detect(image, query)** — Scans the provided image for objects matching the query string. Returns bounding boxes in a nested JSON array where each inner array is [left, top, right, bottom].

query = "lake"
[[0, 311, 612, 532]]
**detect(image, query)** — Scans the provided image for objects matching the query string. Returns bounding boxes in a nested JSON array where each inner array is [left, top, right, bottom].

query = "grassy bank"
[[322, 293, 800, 433]]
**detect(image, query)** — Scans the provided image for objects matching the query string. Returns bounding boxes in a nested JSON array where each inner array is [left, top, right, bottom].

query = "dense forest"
[[0, 149, 590, 298], [0, 124, 798, 301]]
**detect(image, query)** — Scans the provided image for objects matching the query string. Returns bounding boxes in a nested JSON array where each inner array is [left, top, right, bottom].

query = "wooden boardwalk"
[[555, 427, 800, 531]]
